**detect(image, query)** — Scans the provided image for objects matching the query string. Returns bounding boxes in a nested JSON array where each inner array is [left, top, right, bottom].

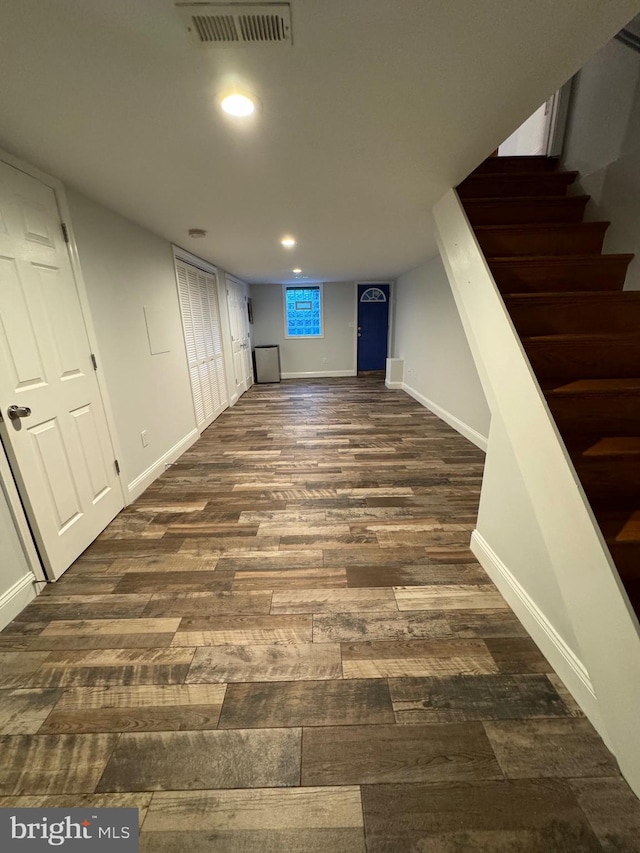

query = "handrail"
[[616, 25, 640, 53], [433, 187, 640, 796]]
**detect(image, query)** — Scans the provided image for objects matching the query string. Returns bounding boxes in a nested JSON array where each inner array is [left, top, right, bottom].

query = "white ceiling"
[[0, 0, 638, 284]]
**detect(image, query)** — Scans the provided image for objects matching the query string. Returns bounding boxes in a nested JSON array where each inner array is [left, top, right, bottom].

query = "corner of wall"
[[126, 428, 199, 503]]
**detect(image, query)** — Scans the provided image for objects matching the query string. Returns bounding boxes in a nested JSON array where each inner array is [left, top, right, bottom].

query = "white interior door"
[[176, 259, 228, 432], [0, 161, 123, 579], [498, 97, 556, 156], [226, 276, 252, 396]]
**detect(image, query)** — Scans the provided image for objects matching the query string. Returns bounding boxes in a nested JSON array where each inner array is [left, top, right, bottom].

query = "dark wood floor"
[[1, 377, 639, 851]]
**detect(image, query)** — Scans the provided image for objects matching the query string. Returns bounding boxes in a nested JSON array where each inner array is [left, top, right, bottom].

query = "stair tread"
[[464, 195, 589, 205], [547, 378, 640, 395], [489, 253, 634, 263], [523, 331, 640, 342], [580, 437, 640, 457], [477, 155, 559, 165], [461, 170, 578, 181], [475, 221, 608, 232], [505, 291, 640, 302]]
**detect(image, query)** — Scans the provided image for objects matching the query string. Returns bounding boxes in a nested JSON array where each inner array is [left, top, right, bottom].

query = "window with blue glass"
[[284, 285, 323, 338]]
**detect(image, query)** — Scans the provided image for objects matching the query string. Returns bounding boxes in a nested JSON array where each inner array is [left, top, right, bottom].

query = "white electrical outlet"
[[141, 430, 148, 447]]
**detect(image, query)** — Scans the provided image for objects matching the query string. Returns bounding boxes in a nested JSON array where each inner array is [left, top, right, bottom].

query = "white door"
[[175, 259, 228, 432], [498, 98, 555, 157], [0, 161, 123, 579], [226, 276, 253, 396]]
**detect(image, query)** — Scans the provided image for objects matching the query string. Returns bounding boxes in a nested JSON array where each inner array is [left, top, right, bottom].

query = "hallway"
[[0, 377, 638, 851]]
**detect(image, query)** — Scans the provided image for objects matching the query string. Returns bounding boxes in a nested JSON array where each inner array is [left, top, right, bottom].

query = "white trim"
[[0, 573, 38, 632], [0, 438, 45, 582], [385, 380, 403, 390], [172, 244, 218, 275], [281, 370, 357, 379], [127, 428, 199, 502], [546, 79, 573, 157], [402, 381, 488, 451], [470, 530, 606, 737]]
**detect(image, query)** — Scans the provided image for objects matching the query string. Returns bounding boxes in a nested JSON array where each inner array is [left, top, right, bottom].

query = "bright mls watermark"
[[0, 808, 138, 850]]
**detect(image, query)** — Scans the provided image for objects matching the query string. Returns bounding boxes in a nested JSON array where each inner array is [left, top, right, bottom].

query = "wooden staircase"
[[458, 155, 640, 612]]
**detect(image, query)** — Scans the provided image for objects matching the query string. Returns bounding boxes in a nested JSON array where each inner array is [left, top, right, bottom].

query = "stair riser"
[[490, 257, 631, 293], [506, 298, 640, 336], [573, 459, 640, 503], [473, 156, 559, 174], [525, 340, 640, 382], [477, 225, 607, 258], [548, 395, 640, 437], [605, 543, 640, 582], [458, 174, 576, 198], [464, 198, 587, 225]]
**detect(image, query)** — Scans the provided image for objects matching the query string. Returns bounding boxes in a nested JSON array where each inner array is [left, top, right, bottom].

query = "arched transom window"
[[360, 287, 387, 303]]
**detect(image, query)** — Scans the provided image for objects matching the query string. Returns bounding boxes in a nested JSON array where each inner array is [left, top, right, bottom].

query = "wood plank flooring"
[[1, 376, 638, 851]]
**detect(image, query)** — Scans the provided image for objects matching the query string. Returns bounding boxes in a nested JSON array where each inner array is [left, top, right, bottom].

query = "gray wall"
[[563, 37, 640, 290], [250, 282, 357, 377], [391, 254, 491, 446], [67, 190, 198, 491]]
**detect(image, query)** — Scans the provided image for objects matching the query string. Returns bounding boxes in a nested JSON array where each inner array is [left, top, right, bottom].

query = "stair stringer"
[[434, 187, 640, 796]]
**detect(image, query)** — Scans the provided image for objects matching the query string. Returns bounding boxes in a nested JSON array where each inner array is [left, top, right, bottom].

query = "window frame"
[[283, 282, 324, 339]]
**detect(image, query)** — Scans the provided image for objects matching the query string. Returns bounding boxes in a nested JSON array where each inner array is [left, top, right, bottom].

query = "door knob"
[[7, 405, 32, 420]]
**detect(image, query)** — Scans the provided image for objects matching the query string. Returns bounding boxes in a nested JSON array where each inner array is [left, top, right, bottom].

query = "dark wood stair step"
[[504, 291, 640, 335], [472, 155, 560, 174], [606, 542, 640, 583], [463, 195, 589, 225], [476, 221, 609, 257], [523, 333, 640, 381], [545, 379, 640, 437], [569, 437, 640, 503], [489, 254, 633, 293], [457, 170, 578, 199], [591, 507, 640, 582]]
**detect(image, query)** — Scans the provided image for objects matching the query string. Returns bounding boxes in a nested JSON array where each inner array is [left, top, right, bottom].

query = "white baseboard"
[[281, 370, 357, 379], [470, 530, 605, 734], [0, 573, 38, 631], [126, 429, 199, 503], [385, 380, 403, 389], [402, 382, 488, 451]]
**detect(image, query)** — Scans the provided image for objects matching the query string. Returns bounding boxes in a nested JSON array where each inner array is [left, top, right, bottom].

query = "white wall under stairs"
[[433, 187, 640, 798]]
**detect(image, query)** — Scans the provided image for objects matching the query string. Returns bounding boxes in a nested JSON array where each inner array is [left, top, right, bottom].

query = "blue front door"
[[357, 284, 390, 371]]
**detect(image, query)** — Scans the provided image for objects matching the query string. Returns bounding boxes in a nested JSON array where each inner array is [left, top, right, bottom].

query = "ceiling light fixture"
[[220, 93, 256, 117], [292, 268, 302, 274], [281, 236, 296, 248]]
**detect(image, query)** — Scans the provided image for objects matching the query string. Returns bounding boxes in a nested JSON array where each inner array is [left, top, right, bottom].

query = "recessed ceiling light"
[[220, 93, 256, 117], [292, 268, 302, 274], [281, 236, 296, 248]]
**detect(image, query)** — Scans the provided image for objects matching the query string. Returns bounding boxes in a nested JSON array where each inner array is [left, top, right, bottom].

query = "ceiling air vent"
[[176, 3, 292, 46]]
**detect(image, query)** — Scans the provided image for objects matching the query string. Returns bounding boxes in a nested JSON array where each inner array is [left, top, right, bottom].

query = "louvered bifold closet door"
[[206, 272, 229, 415], [176, 260, 229, 432]]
